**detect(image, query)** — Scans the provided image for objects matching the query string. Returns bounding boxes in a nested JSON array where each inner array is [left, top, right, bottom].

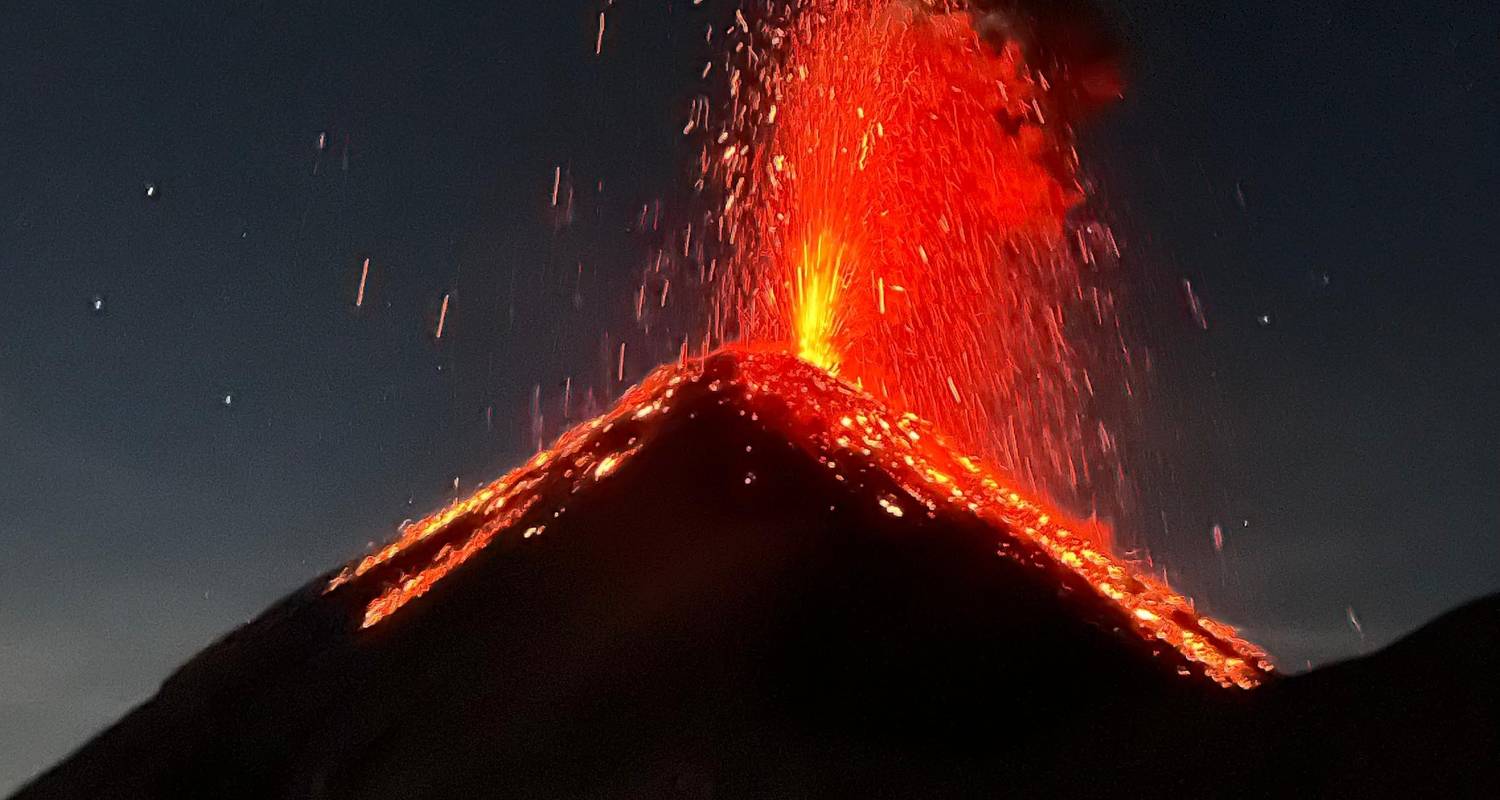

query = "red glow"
[[328, 349, 1271, 689], [713, 2, 1121, 536]]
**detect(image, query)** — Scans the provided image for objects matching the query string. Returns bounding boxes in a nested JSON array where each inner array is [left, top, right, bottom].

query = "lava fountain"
[[711, 1, 1127, 536]]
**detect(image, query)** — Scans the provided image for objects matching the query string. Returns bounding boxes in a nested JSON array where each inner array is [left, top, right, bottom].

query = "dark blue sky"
[[2, 1, 1497, 791], [1089, 0, 1500, 665]]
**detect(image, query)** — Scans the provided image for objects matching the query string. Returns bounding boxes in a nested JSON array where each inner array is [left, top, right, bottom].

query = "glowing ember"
[[355, 257, 369, 308], [328, 349, 1270, 689], [435, 292, 450, 340]]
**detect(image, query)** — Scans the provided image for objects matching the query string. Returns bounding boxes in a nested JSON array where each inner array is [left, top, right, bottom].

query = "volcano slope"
[[13, 350, 1497, 799]]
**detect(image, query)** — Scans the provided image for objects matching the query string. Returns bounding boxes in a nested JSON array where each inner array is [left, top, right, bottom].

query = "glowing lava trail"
[[328, 349, 1271, 688]]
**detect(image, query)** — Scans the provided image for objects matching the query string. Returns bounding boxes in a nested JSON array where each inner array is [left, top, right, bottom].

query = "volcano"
[[13, 350, 1498, 799]]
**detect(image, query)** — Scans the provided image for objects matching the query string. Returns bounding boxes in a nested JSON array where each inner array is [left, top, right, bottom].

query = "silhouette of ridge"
[[13, 350, 1497, 799]]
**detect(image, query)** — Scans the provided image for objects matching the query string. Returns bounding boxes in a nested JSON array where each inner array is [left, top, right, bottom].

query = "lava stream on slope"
[[328, 347, 1271, 689]]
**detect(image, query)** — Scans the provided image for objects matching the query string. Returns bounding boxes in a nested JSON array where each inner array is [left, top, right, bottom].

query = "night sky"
[[2, 0, 1498, 791]]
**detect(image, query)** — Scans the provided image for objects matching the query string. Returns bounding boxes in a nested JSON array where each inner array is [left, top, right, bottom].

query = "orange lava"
[[328, 349, 1271, 689], [708, 1, 1125, 536]]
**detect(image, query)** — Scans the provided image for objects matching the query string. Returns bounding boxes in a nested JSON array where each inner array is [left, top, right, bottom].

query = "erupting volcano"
[[17, 2, 1500, 799], [18, 342, 1498, 798], [317, 0, 1265, 689]]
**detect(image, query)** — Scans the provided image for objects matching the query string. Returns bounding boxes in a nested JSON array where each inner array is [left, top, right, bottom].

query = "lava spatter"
[[704, 1, 1131, 533]]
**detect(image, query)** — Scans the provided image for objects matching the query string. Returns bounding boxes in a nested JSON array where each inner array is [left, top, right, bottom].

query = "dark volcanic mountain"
[[13, 351, 1497, 799]]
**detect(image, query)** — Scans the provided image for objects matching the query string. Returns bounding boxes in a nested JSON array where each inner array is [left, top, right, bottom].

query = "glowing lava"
[[793, 230, 851, 372], [709, 1, 1125, 534], [328, 349, 1271, 689]]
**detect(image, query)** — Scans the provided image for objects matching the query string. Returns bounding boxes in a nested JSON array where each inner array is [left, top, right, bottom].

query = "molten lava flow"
[[710, 1, 1125, 535], [327, 349, 1271, 689]]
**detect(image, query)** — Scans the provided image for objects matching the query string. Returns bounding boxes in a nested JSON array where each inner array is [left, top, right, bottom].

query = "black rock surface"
[[14, 355, 1497, 799]]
